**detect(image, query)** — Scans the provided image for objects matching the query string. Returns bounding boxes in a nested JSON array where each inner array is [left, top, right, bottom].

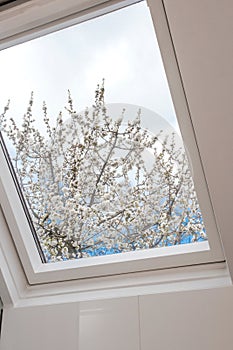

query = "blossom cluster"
[[0, 84, 207, 262]]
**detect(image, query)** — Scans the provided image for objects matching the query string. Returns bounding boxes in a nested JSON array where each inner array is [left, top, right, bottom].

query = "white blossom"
[[0, 83, 206, 261]]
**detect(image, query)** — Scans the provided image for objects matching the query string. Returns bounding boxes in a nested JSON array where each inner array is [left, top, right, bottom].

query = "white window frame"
[[0, 0, 225, 285]]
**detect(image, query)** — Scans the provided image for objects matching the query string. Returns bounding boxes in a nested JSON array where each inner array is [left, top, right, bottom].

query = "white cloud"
[[0, 1, 179, 132]]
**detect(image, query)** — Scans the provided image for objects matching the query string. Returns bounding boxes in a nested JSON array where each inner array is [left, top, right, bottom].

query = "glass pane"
[[0, 1, 206, 262]]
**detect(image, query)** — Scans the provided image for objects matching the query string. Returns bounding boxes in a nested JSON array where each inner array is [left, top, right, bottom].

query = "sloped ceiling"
[[0, 0, 28, 8], [0, 0, 17, 5]]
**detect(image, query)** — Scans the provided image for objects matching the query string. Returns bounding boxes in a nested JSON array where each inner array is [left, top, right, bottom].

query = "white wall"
[[140, 286, 233, 350], [1, 287, 233, 350], [1, 303, 79, 350]]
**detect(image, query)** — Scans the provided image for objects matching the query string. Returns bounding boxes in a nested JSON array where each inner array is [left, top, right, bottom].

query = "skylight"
[[0, 1, 207, 263]]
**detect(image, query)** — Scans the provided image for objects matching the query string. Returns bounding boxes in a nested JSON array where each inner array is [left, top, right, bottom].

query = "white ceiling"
[[163, 0, 233, 276]]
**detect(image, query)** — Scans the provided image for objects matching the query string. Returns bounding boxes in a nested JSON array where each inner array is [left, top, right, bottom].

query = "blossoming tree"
[[0, 84, 206, 262]]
